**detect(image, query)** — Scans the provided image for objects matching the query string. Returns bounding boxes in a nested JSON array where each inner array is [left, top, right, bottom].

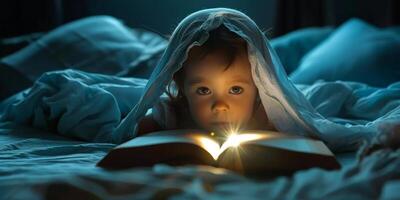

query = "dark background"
[[1, 0, 399, 39]]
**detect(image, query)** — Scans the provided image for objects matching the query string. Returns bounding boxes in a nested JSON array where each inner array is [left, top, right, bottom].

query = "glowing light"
[[197, 137, 221, 160], [210, 132, 215, 136], [227, 133, 241, 147], [220, 133, 265, 153], [196, 132, 266, 160]]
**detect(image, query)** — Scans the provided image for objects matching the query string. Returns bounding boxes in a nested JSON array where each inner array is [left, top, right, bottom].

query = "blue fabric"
[[0, 10, 400, 200], [0, 70, 147, 142], [290, 18, 400, 87], [271, 27, 334, 75], [1, 9, 400, 152], [1, 16, 167, 81], [114, 9, 400, 151], [0, 119, 399, 199]]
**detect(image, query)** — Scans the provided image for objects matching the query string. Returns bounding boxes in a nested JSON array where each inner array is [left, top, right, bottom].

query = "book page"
[[250, 138, 334, 156], [117, 129, 211, 149]]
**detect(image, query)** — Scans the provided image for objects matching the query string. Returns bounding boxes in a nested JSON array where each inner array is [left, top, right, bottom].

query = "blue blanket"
[[1, 70, 148, 143], [1, 69, 399, 150], [0, 120, 399, 199], [2, 9, 400, 152], [0, 8, 400, 199]]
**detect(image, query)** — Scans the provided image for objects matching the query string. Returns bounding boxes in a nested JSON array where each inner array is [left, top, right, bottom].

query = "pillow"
[[290, 18, 400, 87], [1, 16, 167, 82], [271, 27, 334, 75]]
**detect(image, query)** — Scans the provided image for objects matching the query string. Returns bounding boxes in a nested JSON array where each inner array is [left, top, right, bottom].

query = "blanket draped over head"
[[1, 8, 399, 152], [115, 8, 399, 152]]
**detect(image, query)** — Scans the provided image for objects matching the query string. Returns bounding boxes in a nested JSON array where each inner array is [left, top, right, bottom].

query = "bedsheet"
[[1, 8, 400, 199], [0, 121, 399, 200], [0, 69, 399, 199]]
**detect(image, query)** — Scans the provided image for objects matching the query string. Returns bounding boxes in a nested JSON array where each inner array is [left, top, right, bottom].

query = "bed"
[[1, 15, 399, 199]]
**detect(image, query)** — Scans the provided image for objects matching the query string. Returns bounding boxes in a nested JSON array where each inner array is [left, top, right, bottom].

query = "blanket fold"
[[1, 8, 399, 153]]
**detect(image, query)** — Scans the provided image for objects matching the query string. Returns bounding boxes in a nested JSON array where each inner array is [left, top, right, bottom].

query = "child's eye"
[[229, 86, 243, 95], [196, 87, 211, 95]]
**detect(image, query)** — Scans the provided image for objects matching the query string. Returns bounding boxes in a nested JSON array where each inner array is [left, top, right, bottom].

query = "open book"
[[97, 129, 341, 174]]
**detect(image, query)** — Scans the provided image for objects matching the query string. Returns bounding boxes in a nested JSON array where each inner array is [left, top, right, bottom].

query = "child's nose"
[[212, 99, 229, 113]]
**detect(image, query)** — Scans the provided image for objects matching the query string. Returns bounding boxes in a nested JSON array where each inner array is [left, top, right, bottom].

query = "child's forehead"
[[186, 74, 253, 86], [184, 55, 253, 84], [185, 49, 250, 74]]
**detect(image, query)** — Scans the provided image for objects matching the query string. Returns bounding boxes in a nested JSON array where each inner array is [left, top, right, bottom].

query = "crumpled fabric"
[[1, 8, 399, 153], [1, 16, 167, 81], [114, 8, 400, 152], [0, 70, 148, 142]]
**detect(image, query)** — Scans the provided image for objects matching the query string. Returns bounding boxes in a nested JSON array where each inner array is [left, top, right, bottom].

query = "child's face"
[[183, 49, 258, 134]]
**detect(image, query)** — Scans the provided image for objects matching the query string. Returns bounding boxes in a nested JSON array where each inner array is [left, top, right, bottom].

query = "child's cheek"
[[185, 96, 210, 124], [230, 95, 256, 123]]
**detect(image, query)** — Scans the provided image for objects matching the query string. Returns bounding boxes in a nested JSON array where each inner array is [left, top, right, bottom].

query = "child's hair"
[[166, 25, 248, 104]]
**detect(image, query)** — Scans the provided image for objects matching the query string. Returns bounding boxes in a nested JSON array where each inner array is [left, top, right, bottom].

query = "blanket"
[[0, 120, 399, 199], [1, 8, 399, 152], [1, 8, 400, 200]]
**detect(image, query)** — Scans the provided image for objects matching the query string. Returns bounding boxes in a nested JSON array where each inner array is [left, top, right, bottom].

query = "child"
[[137, 26, 276, 136]]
